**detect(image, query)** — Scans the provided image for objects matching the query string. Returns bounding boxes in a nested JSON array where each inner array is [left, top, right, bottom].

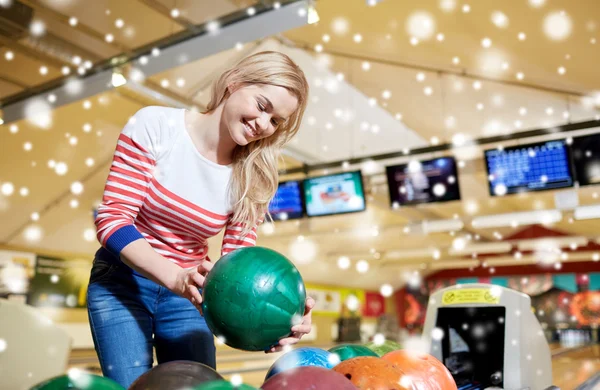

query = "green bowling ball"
[[201, 247, 306, 351], [328, 344, 378, 361], [29, 373, 125, 390], [193, 380, 258, 390], [364, 340, 402, 357]]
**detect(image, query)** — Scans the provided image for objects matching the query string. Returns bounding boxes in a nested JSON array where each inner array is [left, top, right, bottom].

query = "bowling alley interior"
[[2, 0, 600, 389]]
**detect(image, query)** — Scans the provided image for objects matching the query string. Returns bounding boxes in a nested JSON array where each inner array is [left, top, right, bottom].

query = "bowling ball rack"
[[458, 384, 561, 390], [458, 384, 485, 390]]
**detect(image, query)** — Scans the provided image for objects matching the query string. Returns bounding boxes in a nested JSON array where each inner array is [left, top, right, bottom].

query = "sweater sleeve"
[[220, 215, 264, 257], [95, 106, 164, 256]]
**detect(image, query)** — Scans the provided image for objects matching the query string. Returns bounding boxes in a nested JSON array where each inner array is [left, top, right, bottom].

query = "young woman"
[[87, 51, 313, 387]]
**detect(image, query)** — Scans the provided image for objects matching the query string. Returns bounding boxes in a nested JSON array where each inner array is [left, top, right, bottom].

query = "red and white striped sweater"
[[95, 106, 259, 267]]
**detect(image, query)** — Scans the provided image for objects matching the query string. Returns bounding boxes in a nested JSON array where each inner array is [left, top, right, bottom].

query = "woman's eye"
[[271, 119, 278, 126]]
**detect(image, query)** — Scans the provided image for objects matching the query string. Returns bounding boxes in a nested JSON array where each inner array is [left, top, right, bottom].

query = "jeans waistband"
[[95, 247, 123, 266], [95, 247, 154, 281]]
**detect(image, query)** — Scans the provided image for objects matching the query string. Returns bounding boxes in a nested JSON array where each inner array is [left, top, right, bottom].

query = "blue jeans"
[[87, 248, 216, 388]]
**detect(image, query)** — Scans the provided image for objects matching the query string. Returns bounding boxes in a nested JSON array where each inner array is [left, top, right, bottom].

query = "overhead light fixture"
[[517, 236, 588, 251], [448, 242, 512, 256], [380, 262, 426, 270], [428, 259, 480, 270], [307, 3, 320, 24], [485, 251, 596, 267], [422, 219, 464, 234], [574, 204, 600, 220], [385, 248, 440, 260], [111, 70, 127, 87], [484, 256, 536, 267], [471, 210, 562, 229]]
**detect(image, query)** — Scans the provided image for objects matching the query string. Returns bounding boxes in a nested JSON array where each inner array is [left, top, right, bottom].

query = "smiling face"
[[222, 84, 299, 146]]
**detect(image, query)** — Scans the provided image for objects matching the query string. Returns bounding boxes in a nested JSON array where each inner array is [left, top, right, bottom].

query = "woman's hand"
[[267, 297, 315, 353], [173, 260, 213, 311]]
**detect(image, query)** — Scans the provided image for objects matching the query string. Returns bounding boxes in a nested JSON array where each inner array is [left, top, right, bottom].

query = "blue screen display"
[[268, 181, 304, 220], [485, 140, 573, 196]]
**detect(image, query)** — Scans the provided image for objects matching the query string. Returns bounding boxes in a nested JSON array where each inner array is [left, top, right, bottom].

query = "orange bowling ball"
[[382, 350, 457, 390], [332, 356, 415, 390]]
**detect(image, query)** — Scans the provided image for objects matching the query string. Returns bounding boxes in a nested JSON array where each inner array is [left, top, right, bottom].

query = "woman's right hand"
[[173, 260, 213, 311]]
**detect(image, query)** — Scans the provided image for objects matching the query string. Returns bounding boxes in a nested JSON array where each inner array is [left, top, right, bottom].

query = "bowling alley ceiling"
[[1, 0, 600, 290]]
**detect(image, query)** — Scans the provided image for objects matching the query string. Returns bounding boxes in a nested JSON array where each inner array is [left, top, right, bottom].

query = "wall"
[[1, 244, 92, 324], [295, 283, 392, 346]]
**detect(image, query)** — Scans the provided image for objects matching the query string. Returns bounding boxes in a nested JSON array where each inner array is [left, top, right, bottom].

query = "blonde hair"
[[204, 51, 309, 236]]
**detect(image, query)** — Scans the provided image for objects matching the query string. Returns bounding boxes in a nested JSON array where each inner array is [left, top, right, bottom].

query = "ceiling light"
[[472, 210, 562, 228]]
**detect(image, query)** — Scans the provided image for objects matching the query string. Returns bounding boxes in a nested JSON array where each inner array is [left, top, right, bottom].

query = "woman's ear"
[[227, 83, 239, 94]]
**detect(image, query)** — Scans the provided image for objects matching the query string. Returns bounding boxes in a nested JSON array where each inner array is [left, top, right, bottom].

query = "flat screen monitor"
[[303, 171, 366, 217], [570, 133, 600, 187], [268, 180, 304, 221], [484, 140, 574, 196], [386, 157, 461, 207]]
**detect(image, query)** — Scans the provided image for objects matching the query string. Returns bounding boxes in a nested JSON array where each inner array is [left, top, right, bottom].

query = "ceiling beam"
[[1, 0, 311, 123], [20, 31, 103, 65], [0, 34, 67, 69], [0, 74, 29, 89]]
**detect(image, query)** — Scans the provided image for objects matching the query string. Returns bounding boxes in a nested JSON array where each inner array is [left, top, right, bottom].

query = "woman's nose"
[[256, 112, 269, 130]]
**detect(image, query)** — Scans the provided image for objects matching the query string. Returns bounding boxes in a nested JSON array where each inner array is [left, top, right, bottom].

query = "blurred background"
[[1, 0, 600, 388]]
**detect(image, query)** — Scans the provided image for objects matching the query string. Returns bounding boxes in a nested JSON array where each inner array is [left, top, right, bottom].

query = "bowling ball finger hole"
[[344, 374, 352, 380]]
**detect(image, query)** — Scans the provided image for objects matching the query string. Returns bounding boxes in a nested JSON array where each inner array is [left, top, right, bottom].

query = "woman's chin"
[[229, 128, 250, 146], [234, 134, 251, 146]]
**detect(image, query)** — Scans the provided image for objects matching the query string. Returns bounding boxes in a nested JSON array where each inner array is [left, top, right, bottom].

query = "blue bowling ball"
[[264, 347, 339, 380]]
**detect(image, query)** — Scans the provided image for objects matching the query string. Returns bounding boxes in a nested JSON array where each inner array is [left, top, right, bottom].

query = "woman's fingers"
[[278, 337, 300, 346], [192, 272, 206, 288], [198, 260, 213, 275], [266, 345, 284, 353], [291, 324, 311, 334], [188, 284, 203, 306]]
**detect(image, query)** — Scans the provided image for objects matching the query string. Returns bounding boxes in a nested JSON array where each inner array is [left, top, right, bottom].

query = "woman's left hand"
[[267, 297, 315, 353]]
